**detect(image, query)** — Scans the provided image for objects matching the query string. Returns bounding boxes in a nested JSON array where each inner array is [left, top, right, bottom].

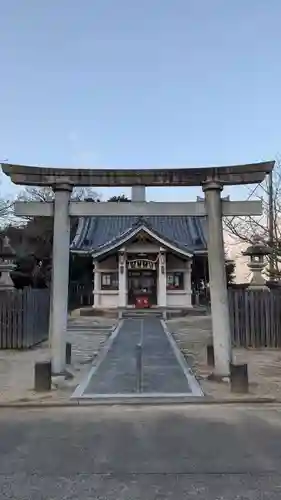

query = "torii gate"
[[2, 161, 274, 378]]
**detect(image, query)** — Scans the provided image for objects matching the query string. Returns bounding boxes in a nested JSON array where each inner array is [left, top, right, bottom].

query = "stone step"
[[121, 310, 164, 319], [79, 308, 118, 318], [67, 324, 112, 330], [71, 306, 208, 320]]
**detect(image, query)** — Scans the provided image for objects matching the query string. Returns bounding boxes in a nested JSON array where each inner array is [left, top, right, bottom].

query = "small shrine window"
[[166, 272, 184, 290], [100, 272, 119, 290]]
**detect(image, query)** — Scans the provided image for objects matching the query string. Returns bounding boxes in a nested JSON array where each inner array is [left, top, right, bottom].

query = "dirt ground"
[[0, 315, 116, 404], [1, 313, 281, 404]]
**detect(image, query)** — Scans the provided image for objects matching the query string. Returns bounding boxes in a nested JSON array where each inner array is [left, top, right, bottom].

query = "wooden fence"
[[229, 288, 281, 348], [0, 288, 50, 349], [68, 282, 93, 311]]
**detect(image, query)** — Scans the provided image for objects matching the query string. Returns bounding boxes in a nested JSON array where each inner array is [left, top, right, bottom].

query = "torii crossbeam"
[[14, 199, 262, 218]]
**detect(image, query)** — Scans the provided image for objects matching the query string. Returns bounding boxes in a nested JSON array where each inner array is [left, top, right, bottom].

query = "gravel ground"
[[0, 316, 116, 403], [167, 315, 281, 400]]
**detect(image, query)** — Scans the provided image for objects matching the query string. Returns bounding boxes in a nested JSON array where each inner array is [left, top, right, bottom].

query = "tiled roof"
[[71, 215, 207, 255]]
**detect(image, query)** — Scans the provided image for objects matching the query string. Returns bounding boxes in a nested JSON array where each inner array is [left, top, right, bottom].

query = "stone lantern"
[[243, 236, 271, 290], [0, 236, 16, 290]]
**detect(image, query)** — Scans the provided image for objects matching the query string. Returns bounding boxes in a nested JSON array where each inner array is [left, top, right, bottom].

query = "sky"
[[0, 0, 280, 202]]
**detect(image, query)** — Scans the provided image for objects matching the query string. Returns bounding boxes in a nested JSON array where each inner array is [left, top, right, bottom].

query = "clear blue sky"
[[0, 0, 280, 201]]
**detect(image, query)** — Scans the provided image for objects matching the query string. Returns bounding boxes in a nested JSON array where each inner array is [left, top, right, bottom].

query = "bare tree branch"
[[18, 186, 100, 203], [224, 158, 281, 279], [14, 186, 101, 224], [0, 169, 17, 227]]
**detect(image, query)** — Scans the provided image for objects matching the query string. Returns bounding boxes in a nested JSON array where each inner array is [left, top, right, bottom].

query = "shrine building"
[[70, 187, 207, 309]]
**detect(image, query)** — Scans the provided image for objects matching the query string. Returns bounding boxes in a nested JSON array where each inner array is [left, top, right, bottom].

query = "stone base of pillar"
[[52, 369, 74, 379], [52, 370, 74, 389], [0, 284, 15, 291], [92, 292, 100, 308], [0, 266, 15, 290], [248, 271, 270, 290], [186, 292, 193, 308], [207, 372, 230, 383]]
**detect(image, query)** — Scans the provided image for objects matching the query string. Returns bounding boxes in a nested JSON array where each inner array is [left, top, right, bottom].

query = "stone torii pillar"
[[202, 180, 231, 376], [51, 181, 72, 374]]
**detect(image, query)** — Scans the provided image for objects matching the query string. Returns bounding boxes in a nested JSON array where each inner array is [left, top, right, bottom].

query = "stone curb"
[[0, 396, 278, 409]]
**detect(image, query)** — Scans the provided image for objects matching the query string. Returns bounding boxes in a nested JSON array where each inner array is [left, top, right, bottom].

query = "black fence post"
[[66, 342, 72, 365], [207, 344, 215, 367], [136, 343, 142, 393], [34, 361, 52, 392], [230, 363, 249, 393]]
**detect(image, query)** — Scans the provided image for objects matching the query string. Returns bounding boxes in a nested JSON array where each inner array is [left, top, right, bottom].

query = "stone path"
[[75, 317, 202, 397]]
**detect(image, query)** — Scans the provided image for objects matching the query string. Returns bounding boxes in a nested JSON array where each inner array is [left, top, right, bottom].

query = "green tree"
[[225, 258, 236, 285], [107, 194, 130, 202], [4, 186, 99, 287]]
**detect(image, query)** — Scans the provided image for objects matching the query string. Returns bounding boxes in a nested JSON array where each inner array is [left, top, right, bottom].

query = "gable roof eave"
[[90, 224, 195, 259]]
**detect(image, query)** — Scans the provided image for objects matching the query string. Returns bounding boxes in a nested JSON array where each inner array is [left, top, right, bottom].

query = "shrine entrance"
[[127, 255, 158, 306], [127, 270, 157, 306]]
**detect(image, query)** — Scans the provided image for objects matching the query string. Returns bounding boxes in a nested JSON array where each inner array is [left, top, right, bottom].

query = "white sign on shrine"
[[127, 259, 157, 271]]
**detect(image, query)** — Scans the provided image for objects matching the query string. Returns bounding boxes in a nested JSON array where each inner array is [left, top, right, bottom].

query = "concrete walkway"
[[72, 317, 203, 399]]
